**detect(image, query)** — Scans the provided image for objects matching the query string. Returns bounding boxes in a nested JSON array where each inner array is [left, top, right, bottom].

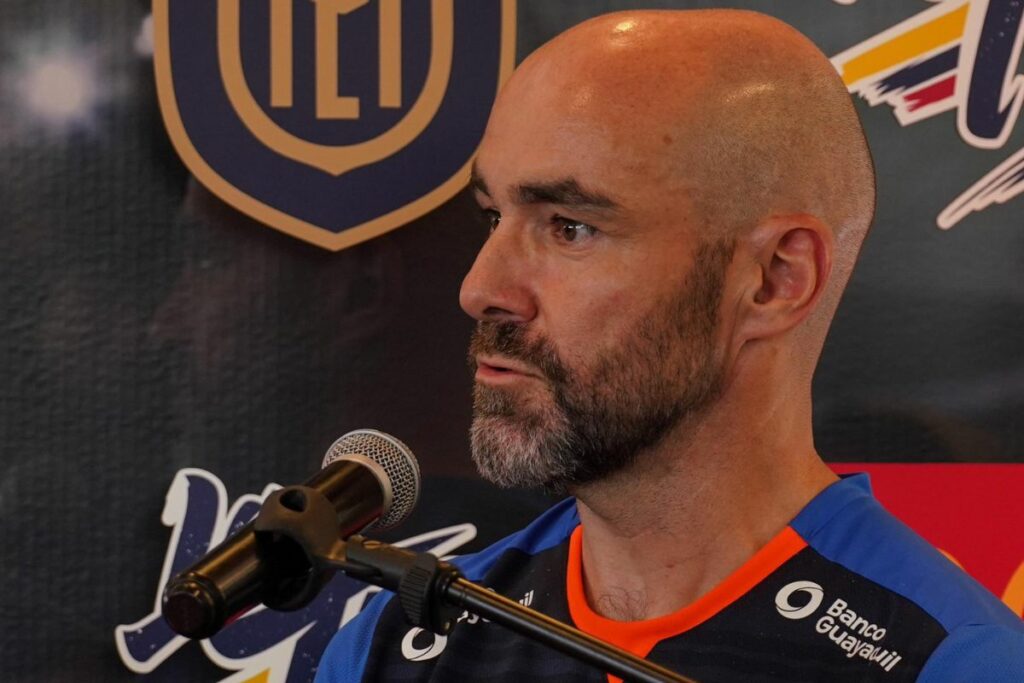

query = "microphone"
[[161, 429, 420, 639]]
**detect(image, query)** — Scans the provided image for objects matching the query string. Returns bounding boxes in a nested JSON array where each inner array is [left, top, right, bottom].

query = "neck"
[[571, 389, 836, 621]]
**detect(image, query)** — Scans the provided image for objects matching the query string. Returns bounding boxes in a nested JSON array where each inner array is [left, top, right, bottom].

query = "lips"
[[475, 356, 540, 381]]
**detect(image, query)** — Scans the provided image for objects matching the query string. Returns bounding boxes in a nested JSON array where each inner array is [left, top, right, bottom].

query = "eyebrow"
[[471, 163, 620, 214]]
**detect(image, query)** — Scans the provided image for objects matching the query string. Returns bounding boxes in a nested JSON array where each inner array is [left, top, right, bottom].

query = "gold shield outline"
[[154, 0, 516, 251], [220, 0, 454, 176]]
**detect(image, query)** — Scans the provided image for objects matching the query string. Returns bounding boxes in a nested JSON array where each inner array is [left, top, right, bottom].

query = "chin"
[[469, 414, 573, 490]]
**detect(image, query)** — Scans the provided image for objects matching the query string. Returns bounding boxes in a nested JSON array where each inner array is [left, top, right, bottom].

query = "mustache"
[[468, 322, 568, 384]]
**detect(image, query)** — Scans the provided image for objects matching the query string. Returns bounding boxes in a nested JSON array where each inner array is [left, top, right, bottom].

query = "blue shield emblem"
[[154, 0, 516, 250]]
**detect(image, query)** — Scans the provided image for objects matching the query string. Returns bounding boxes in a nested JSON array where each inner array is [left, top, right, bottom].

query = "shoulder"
[[313, 498, 579, 683], [790, 474, 1024, 676], [453, 496, 579, 579], [918, 623, 1024, 682], [792, 474, 1023, 633], [314, 588, 392, 683]]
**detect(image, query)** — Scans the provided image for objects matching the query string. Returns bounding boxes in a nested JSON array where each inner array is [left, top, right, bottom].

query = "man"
[[317, 9, 1024, 682]]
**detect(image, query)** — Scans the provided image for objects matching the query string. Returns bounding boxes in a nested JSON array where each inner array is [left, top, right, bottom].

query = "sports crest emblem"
[[154, 0, 515, 250]]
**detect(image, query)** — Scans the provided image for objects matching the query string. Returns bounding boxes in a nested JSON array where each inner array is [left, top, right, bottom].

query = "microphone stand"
[[254, 485, 698, 683]]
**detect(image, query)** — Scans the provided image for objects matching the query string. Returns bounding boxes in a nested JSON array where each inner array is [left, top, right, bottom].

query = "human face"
[[467, 238, 731, 492], [460, 82, 735, 492]]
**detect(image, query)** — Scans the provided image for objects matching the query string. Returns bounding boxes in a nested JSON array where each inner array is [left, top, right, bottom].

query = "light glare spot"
[[25, 58, 95, 122], [134, 14, 154, 57], [5, 38, 108, 141]]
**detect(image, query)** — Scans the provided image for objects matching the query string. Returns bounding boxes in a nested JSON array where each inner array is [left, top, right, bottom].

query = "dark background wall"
[[1, 1, 1021, 681]]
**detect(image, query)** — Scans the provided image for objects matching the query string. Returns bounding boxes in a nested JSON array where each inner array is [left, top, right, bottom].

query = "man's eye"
[[553, 216, 598, 244], [481, 208, 501, 232]]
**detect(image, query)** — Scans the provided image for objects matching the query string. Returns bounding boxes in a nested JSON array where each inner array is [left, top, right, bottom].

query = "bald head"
[[488, 9, 875, 322]]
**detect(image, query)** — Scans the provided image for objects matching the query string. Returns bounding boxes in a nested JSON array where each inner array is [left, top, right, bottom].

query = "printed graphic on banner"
[[114, 469, 477, 682], [832, 0, 1024, 228], [153, 0, 516, 250]]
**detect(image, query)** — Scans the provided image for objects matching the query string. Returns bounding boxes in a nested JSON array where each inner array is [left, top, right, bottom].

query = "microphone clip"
[[253, 485, 461, 635], [253, 484, 346, 612]]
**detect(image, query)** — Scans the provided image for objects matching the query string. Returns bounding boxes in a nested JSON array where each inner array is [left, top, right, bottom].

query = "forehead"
[[475, 92, 670, 207]]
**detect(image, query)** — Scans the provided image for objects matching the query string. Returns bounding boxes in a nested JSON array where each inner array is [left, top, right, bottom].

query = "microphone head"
[[322, 429, 420, 531]]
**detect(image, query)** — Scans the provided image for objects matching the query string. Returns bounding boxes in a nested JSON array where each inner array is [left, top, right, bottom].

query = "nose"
[[459, 222, 538, 323]]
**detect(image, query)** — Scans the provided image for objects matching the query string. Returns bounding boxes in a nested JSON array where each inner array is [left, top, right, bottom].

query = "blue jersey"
[[316, 475, 1024, 682]]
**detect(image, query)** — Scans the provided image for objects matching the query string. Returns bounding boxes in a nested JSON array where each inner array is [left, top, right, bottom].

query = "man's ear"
[[737, 214, 833, 342]]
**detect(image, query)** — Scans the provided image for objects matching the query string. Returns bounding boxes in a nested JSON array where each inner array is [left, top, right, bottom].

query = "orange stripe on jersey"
[[565, 524, 808, 683]]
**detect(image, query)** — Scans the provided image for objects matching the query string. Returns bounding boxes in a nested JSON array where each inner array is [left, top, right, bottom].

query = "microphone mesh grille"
[[322, 429, 420, 531]]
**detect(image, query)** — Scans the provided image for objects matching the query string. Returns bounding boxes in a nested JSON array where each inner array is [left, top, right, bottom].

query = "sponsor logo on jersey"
[[775, 580, 825, 620], [774, 581, 902, 673], [833, 0, 1024, 228], [402, 628, 449, 661], [399, 588, 534, 662], [154, 0, 516, 251], [114, 468, 477, 682]]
